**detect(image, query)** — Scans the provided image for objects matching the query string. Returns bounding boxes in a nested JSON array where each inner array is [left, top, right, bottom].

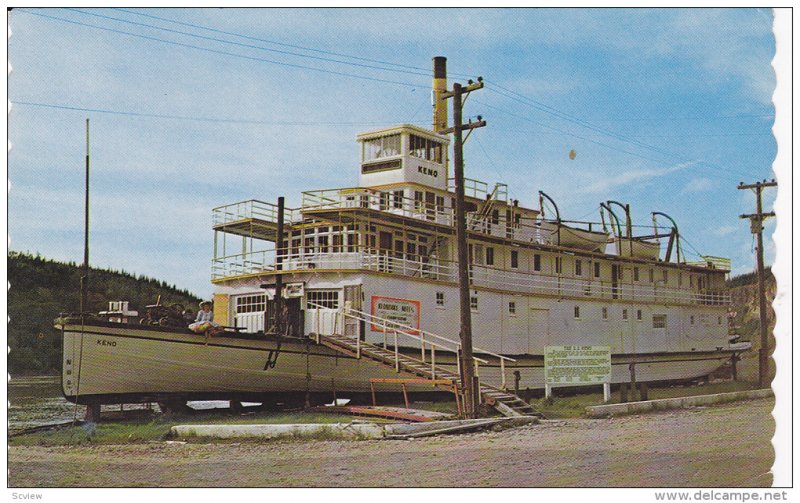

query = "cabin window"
[[491, 209, 500, 225], [473, 244, 485, 265], [573, 306, 581, 319], [409, 134, 443, 163], [414, 191, 424, 211], [649, 268, 654, 283], [511, 250, 519, 269], [533, 254, 541, 272], [555, 257, 562, 274], [486, 247, 495, 266], [332, 234, 342, 252], [622, 309, 629, 321], [436, 292, 445, 307], [318, 235, 329, 253], [594, 262, 601, 278], [304, 237, 315, 254], [634, 267, 640, 282], [470, 296, 479, 312], [236, 294, 266, 314], [363, 134, 401, 161], [307, 290, 340, 310], [392, 190, 404, 209], [508, 302, 516, 315], [662, 270, 669, 283], [347, 233, 357, 252], [379, 192, 390, 211], [653, 314, 667, 329], [575, 259, 583, 277], [602, 307, 608, 320], [636, 309, 642, 321], [436, 195, 445, 214]]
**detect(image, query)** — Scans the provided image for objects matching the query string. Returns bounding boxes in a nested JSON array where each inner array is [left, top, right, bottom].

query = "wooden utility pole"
[[274, 196, 285, 335], [81, 118, 90, 316], [738, 179, 777, 387], [439, 78, 486, 418]]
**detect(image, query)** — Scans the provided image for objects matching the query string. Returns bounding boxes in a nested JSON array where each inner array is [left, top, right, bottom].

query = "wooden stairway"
[[314, 332, 540, 418]]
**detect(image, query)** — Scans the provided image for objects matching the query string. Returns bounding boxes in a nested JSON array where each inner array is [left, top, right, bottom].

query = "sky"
[[8, 7, 782, 299]]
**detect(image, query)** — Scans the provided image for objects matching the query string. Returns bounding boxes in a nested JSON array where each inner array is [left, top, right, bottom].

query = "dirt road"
[[9, 398, 774, 487]]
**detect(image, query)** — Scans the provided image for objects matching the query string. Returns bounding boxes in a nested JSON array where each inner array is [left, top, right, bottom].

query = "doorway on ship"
[[343, 285, 364, 341], [528, 308, 550, 354]]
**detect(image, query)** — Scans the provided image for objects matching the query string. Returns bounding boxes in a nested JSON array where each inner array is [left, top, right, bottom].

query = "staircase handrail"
[[308, 301, 515, 388]]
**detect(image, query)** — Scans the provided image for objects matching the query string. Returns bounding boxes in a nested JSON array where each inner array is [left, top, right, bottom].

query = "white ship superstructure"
[[58, 57, 744, 410]]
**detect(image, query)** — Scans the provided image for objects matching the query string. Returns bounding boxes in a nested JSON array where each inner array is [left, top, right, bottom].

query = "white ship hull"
[[59, 320, 741, 404]]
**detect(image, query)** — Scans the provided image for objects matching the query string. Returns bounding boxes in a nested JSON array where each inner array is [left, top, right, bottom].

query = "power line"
[[482, 85, 753, 181], [66, 8, 434, 79], [15, 9, 428, 90], [112, 8, 476, 80], [11, 100, 422, 126]]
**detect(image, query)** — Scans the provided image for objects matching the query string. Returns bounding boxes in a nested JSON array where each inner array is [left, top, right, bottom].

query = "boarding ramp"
[[307, 302, 539, 418]]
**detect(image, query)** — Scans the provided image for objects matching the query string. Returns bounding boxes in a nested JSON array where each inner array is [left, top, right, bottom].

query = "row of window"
[[361, 134, 445, 163], [235, 290, 341, 313]]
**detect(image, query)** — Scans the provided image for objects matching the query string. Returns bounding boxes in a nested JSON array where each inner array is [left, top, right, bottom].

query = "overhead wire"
[[11, 100, 422, 126], [484, 82, 755, 181], [112, 7, 475, 79], [66, 8, 434, 79], [15, 9, 428, 89]]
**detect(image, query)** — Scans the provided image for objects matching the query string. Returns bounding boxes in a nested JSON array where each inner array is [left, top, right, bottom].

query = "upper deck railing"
[[212, 247, 730, 306], [212, 199, 300, 228]]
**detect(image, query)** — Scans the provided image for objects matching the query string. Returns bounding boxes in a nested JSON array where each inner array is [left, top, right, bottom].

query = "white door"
[[528, 308, 550, 354]]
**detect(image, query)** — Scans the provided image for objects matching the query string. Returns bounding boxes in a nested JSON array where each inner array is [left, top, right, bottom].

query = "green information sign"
[[544, 346, 611, 385]]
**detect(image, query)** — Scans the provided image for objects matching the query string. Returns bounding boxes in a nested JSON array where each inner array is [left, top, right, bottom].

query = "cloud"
[[683, 177, 716, 192], [713, 225, 738, 237], [577, 161, 694, 195]]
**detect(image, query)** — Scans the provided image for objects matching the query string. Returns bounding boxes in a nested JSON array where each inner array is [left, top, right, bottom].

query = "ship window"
[[409, 134, 443, 163], [575, 259, 582, 276], [622, 309, 628, 321], [470, 296, 479, 312], [574, 306, 581, 319], [634, 267, 640, 281], [533, 254, 541, 271], [486, 247, 494, 266], [307, 290, 340, 310], [379, 192, 390, 211], [347, 233, 357, 252], [636, 309, 642, 321], [436, 195, 445, 213], [511, 250, 519, 269], [236, 294, 266, 314], [509, 301, 516, 315], [594, 262, 600, 278], [436, 292, 444, 307], [653, 314, 667, 329], [491, 209, 500, 225], [602, 307, 608, 320], [392, 190, 404, 209], [318, 235, 329, 253], [363, 134, 400, 161], [662, 270, 669, 283], [649, 268, 654, 283], [332, 234, 342, 252], [414, 191, 424, 211], [555, 257, 562, 274]]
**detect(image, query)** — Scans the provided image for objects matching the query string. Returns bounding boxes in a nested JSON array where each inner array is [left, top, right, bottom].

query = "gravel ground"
[[8, 397, 774, 488]]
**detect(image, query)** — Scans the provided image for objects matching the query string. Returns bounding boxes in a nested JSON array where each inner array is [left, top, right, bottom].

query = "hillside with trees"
[[8, 252, 202, 375]]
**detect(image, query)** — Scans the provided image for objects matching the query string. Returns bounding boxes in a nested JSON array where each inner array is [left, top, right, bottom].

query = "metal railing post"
[[500, 358, 506, 389], [420, 332, 426, 363], [394, 329, 399, 372], [431, 346, 436, 380]]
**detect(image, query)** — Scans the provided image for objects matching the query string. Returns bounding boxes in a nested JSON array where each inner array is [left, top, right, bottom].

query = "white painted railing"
[[307, 302, 515, 388], [213, 249, 730, 306]]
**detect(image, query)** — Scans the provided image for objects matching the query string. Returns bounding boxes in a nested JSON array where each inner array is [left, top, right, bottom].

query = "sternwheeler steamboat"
[[57, 57, 748, 413]]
